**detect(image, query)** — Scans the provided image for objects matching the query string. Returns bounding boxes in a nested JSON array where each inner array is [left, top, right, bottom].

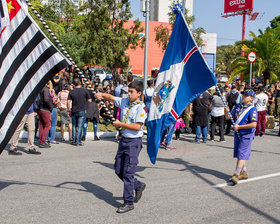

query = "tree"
[[154, 4, 205, 52], [230, 27, 280, 82], [216, 44, 241, 78], [270, 15, 280, 29]]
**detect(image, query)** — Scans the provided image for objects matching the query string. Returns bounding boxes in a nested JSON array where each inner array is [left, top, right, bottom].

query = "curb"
[[19, 131, 118, 140]]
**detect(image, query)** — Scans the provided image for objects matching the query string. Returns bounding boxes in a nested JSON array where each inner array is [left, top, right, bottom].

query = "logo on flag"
[[146, 9, 217, 164], [0, 0, 70, 154]]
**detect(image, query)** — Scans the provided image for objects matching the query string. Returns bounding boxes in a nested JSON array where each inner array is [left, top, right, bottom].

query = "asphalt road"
[[0, 128, 280, 224]]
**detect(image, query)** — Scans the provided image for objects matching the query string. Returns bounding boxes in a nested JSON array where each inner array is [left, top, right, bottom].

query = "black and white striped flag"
[[0, 0, 70, 154]]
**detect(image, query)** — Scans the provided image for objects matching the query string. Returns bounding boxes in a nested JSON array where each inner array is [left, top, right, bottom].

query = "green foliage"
[[154, 3, 205, 51], [29, 0, 144, 70], [270, 15, 280, 29], [230, 27, 280, 82], [216, 45, 241, 78]]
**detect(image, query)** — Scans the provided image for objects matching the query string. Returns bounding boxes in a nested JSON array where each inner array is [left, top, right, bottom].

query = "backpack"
[[227, 92, 239, 110], [33, 92, 42, 112]]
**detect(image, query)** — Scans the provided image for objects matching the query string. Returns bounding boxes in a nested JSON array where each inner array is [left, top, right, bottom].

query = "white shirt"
[[254, 93, 268, 112], [114, 97, 147, 138], [210, 107, 225, 117]]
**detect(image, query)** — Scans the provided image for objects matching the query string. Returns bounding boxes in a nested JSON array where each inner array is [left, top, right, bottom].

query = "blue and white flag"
[[147, 11, 217, 164]]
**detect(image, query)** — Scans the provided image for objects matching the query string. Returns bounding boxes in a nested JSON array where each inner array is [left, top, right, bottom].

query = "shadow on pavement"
[[157, 157, 231, 181], [55, 181, 122, 208], [157, 157, 280, 224], [0, 179, 122, 208]]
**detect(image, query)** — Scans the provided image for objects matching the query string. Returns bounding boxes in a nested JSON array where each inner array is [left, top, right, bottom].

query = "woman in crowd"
[[57, 84, 72, 142]]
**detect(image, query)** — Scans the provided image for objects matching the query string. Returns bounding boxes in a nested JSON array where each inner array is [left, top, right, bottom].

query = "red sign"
[[224, 0, 254, 13]]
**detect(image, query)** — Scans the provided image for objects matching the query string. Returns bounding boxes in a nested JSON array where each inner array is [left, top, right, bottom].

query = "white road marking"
[[213, 172, 280, 188]]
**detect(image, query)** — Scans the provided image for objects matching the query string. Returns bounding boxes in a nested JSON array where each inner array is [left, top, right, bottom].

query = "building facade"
[[150, 0, 193, 22]]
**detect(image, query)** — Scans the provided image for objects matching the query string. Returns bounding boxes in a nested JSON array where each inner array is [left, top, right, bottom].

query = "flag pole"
[[25, 0, 116, 123]]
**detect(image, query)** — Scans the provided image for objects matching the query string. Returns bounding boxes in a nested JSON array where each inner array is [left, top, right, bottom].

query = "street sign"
[[248, 51, 257, 63]]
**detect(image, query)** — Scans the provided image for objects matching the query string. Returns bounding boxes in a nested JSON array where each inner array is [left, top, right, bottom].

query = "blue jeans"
[[195, 126, 208, 141], [83, 118, 98, 137], [72, 110, 86, 144], [161, 122, 175, 146], [165, 122, 176, 146], [47, 108, 58, 142]]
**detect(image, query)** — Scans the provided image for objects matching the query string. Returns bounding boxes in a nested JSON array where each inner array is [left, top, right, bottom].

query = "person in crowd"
[[275, 81, 280, 118], [58, 84, 72, 142], [254, 86, 268, 137], [82, 87, 100, 141], [94, 80, 147, 213], [210, 90, 226, 142], [115, 79, 124, 97], [192, 91, 213, 143], [159, 122, 176, 150], [67, 78, 91, 146], [46, 81, 59, 144], [228, 89, 257, 185], [175, 116, 185, 140], [9, 104, 41, 155], [120, 75, 134, 99], [143, 79, 154, 116], [251, 78, 256, 89], [37, 83, 53, 148], [267, 86, 276, 116], [226, 84, 240, 135]]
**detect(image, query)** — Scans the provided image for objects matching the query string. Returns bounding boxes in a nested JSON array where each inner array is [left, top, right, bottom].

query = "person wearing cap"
[[227, 89, 257, 185], [254, 86, 268, 137]]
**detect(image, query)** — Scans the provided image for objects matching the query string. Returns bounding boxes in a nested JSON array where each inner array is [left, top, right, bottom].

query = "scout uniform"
[[231, 103, 257, 160], [114, 97, 147, 205]]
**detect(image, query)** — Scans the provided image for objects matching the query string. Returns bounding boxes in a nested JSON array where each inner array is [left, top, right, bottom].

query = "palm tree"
[[231, 27, 280, 83]]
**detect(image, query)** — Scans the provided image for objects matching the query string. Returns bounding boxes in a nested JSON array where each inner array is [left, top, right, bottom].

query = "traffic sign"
[[248, 51, 257, 63]]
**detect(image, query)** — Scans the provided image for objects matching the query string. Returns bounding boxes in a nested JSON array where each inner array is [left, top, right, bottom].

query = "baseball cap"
[[242, 89, 255, 97]]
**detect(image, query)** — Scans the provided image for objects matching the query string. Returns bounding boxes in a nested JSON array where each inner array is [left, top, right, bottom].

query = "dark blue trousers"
[[114, 137, 144, 205]]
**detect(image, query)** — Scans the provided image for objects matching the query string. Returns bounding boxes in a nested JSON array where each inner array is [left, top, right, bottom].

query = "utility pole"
[[141, 0, 150, 90]]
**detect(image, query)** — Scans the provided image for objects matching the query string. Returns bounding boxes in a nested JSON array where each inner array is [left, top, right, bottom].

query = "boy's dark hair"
[[147, 79, 154, 87], [128, 80, 144, 93], [73, 78, 81, 86]]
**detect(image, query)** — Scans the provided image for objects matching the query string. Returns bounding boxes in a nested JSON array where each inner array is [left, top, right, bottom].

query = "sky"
[[130, 0, 280, 46]]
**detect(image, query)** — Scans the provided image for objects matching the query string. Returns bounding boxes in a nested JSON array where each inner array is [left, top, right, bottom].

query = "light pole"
[[141, 0, 150, 90]]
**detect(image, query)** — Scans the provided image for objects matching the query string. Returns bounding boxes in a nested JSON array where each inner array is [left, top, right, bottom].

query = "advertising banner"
[[224, 0, 254, 13]]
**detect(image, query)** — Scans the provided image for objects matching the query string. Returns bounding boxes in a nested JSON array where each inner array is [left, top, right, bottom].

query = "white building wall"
[[150, 0, 193, 23]]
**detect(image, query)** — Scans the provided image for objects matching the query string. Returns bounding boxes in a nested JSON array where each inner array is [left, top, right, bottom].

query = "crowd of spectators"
[[8, 65, 280, 155]]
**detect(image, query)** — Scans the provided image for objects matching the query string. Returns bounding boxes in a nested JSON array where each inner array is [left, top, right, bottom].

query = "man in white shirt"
[[254, 86, 268, 137]]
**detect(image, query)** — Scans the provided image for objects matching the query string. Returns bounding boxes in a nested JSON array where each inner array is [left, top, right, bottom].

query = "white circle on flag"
[[248, 51, 257, 63]]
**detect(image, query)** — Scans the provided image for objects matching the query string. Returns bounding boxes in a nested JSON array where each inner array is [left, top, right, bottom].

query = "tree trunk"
[[263, 70, 270, 83]]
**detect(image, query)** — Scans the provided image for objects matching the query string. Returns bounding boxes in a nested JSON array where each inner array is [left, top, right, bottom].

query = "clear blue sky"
[[130, 0, 280, 46]]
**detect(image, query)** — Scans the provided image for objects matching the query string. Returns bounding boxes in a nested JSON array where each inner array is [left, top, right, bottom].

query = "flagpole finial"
[[172, 3, 183, 16]]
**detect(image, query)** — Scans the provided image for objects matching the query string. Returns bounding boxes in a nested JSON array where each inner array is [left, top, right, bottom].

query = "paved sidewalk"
[[0, 128, 280, 224]]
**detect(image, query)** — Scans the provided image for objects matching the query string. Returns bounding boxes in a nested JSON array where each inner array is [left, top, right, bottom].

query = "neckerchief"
[[235, 103, 254, 125], [121, 100, 143, 132]]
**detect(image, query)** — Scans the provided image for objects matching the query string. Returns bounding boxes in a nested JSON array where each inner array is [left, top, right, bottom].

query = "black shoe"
[[193, 140, 200, 144], [28, 148, 41, 155], [8, 150, 22, 155], [202, 140, 207, 143], [81, 136, 86, 141], [135, 183, 146, 203], [71, 141, 77, 146], [94, 136, 100, 141], [78, 142, 84, 146], [116, 204, 134, 213], [278, 132, 280, 136], [39, 143, 51, 148]]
